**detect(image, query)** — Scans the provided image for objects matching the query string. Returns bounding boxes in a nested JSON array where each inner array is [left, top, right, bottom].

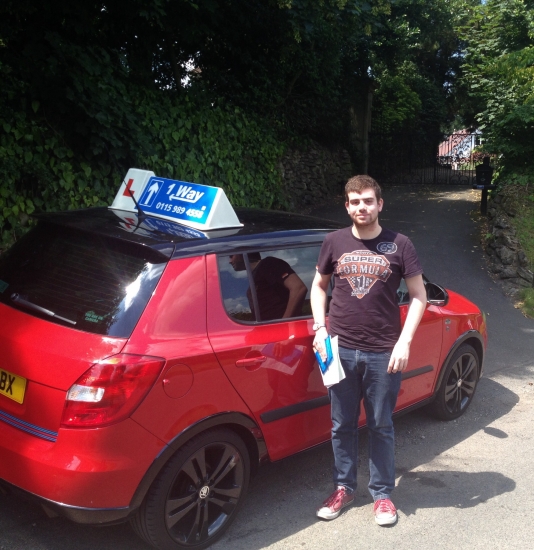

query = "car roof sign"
[[110, 168, 155, 211], [109, 168, 243, 230]]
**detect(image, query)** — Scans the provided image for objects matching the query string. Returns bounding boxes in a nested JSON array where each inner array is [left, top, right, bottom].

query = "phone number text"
[[155, 202, 205, 219]]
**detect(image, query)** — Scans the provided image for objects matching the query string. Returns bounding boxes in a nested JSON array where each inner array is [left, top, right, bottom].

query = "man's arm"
[[281, 273, 307, 318], [388, 273, 426, 373], [310, 270, 332, 359]]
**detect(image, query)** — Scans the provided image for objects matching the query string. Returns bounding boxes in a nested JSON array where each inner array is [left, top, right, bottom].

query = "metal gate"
[[368, 131, 482, 185]]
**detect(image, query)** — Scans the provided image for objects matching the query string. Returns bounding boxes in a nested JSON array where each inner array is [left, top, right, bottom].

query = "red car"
[[0, 185, 486, 549]]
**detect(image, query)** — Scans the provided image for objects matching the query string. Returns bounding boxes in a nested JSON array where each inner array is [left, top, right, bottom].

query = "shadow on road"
[[212, 375, 518, 549], [395, 470, 515, 515]]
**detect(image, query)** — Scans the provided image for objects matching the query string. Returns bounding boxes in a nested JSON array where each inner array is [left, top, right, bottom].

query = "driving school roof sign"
[[109, 168, 243, 230]]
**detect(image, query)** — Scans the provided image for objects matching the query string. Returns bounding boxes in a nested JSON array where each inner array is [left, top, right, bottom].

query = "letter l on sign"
[[109, 169, 155, 212], [123, 179, 135, 196]]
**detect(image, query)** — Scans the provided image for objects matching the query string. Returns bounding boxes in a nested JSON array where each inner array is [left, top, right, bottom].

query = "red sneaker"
[[316, 486, 354, 520], [373, 498, 398, 525]]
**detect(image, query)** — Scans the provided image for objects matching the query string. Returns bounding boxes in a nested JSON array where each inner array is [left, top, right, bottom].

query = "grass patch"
[[497, 183, 534, 318], [518, 288, 534, 319], [513, 197, 534, 263]]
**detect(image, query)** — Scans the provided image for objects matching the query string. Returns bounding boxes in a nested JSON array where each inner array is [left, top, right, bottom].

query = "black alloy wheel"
[[430, 343, 479, 421], [131, 428, 250, 550]]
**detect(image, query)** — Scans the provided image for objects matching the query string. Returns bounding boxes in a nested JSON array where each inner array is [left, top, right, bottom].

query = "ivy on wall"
[[0, 0, 469, 250], [136, 95, 286, 210], [0, 74, 285, 249]]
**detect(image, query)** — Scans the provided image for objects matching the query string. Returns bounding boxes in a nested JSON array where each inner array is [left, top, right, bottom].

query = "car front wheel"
[[430, 343, 479, 421], [131, 428, 250, 550]]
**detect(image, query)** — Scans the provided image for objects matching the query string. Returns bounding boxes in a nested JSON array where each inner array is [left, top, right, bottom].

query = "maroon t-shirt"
[[247, 256, 295, 321], [317, 227, 423, 352]]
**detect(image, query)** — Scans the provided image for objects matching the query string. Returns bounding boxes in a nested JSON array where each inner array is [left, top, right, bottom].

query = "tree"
[[459, 0, 534, 176], [371, 0, 466, 136], [0, 0, 466, 247]]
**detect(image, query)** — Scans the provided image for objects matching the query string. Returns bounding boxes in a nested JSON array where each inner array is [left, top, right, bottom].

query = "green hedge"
[[0, 84, 286, 249]]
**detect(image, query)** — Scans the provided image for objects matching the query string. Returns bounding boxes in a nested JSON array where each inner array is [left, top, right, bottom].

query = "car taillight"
[[61, 354, 165, 428]]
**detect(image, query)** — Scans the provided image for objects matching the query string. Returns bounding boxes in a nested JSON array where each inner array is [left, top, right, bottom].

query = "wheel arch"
[[433, 330, 485, 397], [128, 412, 267, 513]]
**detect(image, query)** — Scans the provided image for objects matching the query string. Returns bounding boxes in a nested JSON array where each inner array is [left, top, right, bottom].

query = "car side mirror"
[[426, 282, 449, 307]]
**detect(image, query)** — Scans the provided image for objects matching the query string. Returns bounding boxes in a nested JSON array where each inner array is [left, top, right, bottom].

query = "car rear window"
[[0, 222, 167, 337]]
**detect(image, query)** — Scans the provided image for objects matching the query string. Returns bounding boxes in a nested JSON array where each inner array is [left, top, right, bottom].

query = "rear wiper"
[[11, 293, 77, 325]]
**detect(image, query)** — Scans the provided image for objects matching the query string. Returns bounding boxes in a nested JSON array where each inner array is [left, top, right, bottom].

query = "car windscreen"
[[0, 222, 167, 337]]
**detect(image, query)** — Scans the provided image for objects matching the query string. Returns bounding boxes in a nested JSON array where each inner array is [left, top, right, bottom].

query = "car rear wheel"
[[131, 428, 250, 550], [430, 343, 479, 421]]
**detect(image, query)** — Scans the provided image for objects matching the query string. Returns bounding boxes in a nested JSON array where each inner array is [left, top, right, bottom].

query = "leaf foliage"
[[459, 0, 534, 177], [0, 0, 467, 248]]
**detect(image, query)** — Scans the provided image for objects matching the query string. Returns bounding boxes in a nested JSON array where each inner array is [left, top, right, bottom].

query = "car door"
[[206, 246, 332, 461], [394, 279, 443, 411]]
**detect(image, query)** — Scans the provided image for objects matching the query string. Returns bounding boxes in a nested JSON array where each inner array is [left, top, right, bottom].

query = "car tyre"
[[430, 343, 479, 421], [131, 428, 250, 550]]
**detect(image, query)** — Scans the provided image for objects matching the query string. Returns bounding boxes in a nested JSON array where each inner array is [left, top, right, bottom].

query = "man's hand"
[[310, 270, 332, 362], [313, 327, 329, 361], [387, 339, 410, 373]]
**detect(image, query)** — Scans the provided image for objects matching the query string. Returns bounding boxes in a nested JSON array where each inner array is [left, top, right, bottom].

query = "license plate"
[[0, 368, 27, 404]]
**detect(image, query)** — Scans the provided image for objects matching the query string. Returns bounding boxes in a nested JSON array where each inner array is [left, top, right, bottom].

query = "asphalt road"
[[1, 185, 533, 549]]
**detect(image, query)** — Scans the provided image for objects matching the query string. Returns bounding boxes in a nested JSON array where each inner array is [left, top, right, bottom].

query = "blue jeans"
[[329, 346, 402, 500]]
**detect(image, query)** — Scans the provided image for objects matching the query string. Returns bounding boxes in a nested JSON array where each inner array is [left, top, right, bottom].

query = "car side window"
[[218, 246, 327, 323]]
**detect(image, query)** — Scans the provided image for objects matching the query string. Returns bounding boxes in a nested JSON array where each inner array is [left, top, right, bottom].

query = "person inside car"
[[229, 252, 307, 321]]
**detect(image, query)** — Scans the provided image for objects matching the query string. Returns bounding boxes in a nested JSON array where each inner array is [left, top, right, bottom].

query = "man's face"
[[229, 254, 246, 271], [345, 189, 383, 228]]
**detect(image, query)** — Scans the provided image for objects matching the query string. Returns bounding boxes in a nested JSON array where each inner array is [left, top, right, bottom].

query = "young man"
[[311, 175, 426, 525]]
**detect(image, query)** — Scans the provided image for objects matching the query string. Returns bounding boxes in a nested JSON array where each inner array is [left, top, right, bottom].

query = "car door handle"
[[235, 355, 267, 368]]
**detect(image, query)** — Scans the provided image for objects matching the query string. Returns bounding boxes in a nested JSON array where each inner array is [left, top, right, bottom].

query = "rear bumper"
[[0, 479, 133, 524], [0, 416, 165, 513]]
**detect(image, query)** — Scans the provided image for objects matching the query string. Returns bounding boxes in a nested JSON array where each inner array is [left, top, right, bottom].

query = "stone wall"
[[280, 145, 353, 210], [485, 191, 534, 296]]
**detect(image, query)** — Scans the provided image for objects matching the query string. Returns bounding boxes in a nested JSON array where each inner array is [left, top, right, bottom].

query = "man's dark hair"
[[345, 175, 382, 202]]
